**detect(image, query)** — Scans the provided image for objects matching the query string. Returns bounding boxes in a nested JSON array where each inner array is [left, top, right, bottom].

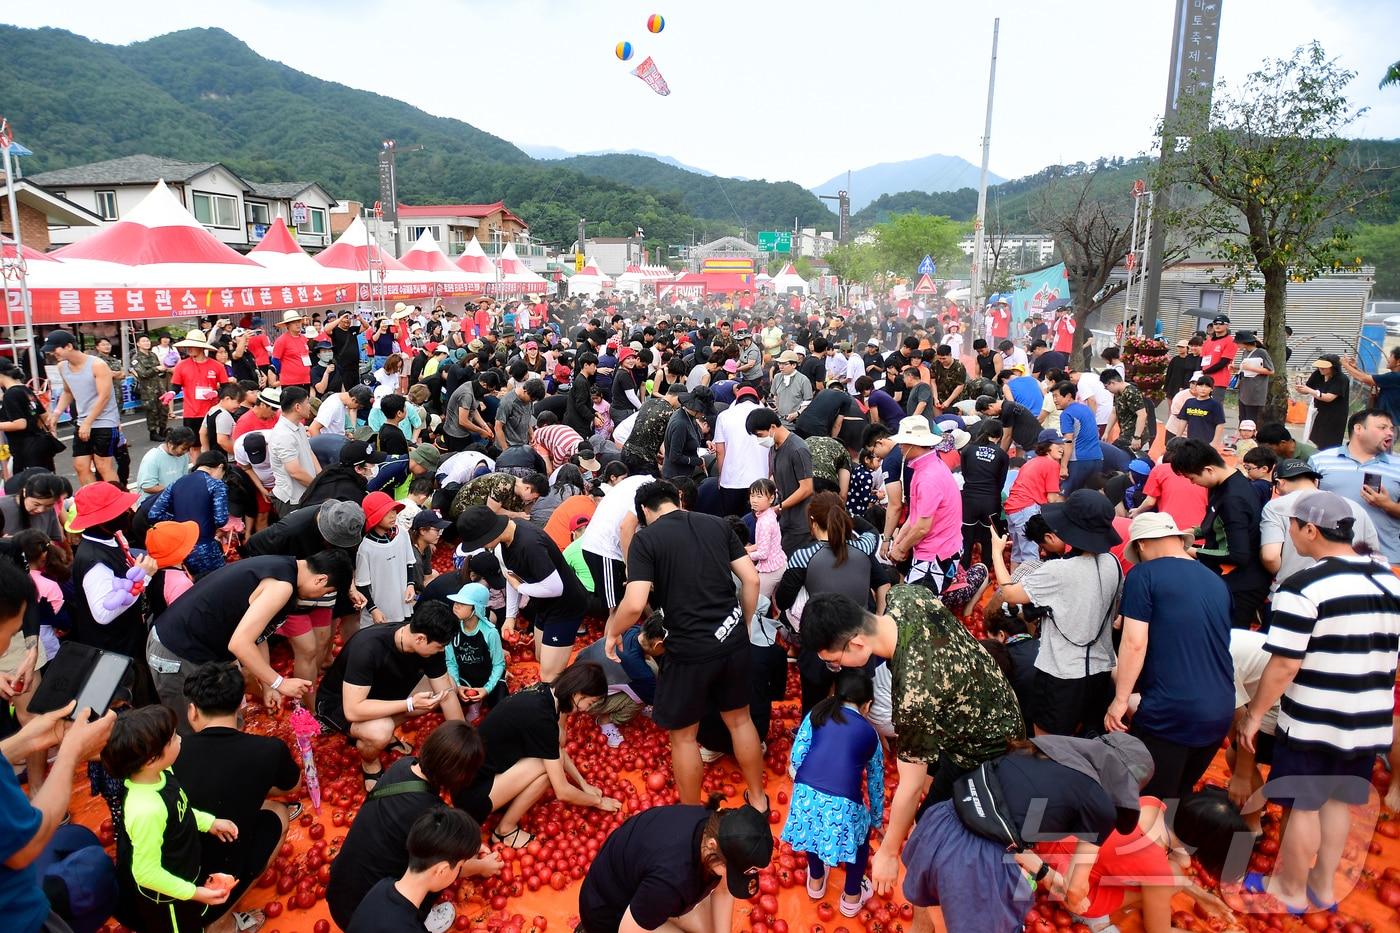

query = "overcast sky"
[[5, 0, 1398, 187]]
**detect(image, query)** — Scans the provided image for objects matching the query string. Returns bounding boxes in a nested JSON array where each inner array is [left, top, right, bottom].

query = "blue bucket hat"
[[449, 582, 491, 620]]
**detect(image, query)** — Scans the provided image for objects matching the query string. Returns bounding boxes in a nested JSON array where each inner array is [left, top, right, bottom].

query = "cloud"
[[4, 0, 1396, 188]]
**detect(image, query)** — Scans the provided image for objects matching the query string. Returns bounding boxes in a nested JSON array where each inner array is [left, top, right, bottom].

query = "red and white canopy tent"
[[399, 230, 494, 295], [5, 181, 354, 326], [567, 257, 613, 297], [248, 218, 356, 288], [493, 243, 548, 294], [770, 262, 809, 295], [454, 237, 497, 280], [313, 215, 434, 304]]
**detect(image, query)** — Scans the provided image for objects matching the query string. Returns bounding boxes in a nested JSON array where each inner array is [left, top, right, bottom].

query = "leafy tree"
[[1383, 61, 1400, 88], [871, 213, 966, 277], [824, 242, 882, 289], [1031, 170, 1134, 369], [1351, 222, 1400, 299], [1159, 42, 1377, 421]]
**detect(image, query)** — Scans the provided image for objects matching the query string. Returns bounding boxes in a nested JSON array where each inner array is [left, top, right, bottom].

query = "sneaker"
[[599, 722, 624, 748], [840, 877, 873, 917], [699, 746, 723, 764]]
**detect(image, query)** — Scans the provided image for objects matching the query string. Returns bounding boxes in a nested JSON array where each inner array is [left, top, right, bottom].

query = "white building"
[[793, 228, 837, 259], [29, 155, 337, 252], [958, 233, 1057, 268]]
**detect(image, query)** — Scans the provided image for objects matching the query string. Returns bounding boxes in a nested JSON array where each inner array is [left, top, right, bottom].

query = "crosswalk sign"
[[913, 274, 937, 295], [917, 255, 936, 277]]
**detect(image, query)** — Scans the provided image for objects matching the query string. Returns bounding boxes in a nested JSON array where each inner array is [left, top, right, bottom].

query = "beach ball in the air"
[[646, 14, 665, 33], [616, 41, 634, 60]]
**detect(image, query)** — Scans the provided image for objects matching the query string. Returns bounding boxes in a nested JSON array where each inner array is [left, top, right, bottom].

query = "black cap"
[[1210, 314, 1231, 325], [466, 550, 507, 589], [716, 806, 774, 898], [40, 329, 77, 353], [1235, 330, 1258, 345], [456, 505, 510, 552], [339, 441, 387, 466], [1275, 458, 1321, 481], [241, 432, 268, 465], [411, 509, 451, 532]]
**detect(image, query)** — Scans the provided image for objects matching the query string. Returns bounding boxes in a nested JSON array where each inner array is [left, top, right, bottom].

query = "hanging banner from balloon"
[[630, 56, 671, 96]]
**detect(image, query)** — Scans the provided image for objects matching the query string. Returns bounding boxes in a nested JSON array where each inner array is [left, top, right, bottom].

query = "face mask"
[[319, 352, 332, 363], [756, 436, 776, 449]]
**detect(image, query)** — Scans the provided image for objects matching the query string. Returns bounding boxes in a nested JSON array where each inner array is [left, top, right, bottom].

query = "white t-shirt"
[[1075, 372, 1113, 426], [233, 430, 274, 490], [1230, 629, 1279, 737], [612, 410, 640, 447], [578, 474, 651, 562], [713, 400, 770, 491], [438, 450, 495, 487], [314, 393, 349, 436]]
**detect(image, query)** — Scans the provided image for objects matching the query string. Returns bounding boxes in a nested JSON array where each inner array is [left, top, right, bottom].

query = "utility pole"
[[970, 17, 1000, 316], [1141, 0, 1224, 335]]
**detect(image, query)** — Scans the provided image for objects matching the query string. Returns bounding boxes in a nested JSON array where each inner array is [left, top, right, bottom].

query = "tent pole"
[[1, 142, 37, 378]]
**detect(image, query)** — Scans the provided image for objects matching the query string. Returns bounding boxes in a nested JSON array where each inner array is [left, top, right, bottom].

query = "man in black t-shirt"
[[175, 663, 300, 917], [455, 507, 588, 684], [608, 480, 769, 813], [794, 384, 863, 440], [976, 393, 1043, 454], [347, 808, 481, 933], [316, 600, 465, 788], [148, 550, 352, 731]]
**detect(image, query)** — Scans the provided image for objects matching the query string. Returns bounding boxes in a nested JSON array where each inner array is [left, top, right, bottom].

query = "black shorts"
[[581, 549, 627, 610], [71, 426, 118, 458], [1031, 669, 1114, 736], [652, 644, 752, 731], [1264, 731, 1375, 811], [202, 808, 282, 918], [456, 773, 497, 824], [533, 615, 584, 649]]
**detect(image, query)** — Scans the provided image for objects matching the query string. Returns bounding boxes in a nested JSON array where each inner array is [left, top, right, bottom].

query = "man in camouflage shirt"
[[131, 334, 170, 441], [804, 434, 851, 495], [930, 344, 968, 414], [1102, 369, 1152, 453], [621, 391, 681, 469], [800, 586, 1023, 898], [449, 471, 528, 519]]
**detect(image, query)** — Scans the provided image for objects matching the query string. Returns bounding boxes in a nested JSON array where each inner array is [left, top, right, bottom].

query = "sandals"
[[492, 826, 535, 849], [231, 910, 265, 932], [285, 802, 303, 822], [362, 765, 384, 791], [385, 738, 412, 757], [1241, 872, 1305, 916]]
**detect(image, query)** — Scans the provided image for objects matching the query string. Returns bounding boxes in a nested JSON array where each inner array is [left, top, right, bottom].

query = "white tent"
[[494, 243, 548, 291], [770, 263, 809, 295], [568, 257, 613, 297], [400, 230, 493, 294]]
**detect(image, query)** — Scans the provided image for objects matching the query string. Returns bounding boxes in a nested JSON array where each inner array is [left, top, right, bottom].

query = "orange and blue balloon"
[[615, 41, 633, 61], [646, 14, 665, 33]]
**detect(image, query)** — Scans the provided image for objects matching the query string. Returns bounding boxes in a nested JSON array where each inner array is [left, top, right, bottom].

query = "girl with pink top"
[[747, 479, 787, 600]]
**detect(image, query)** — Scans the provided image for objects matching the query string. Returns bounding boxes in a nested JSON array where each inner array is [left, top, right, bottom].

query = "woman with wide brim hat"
[[172, 328, 215, 351], [68, 481, 159, 705], [992, 489, 1123, 737]]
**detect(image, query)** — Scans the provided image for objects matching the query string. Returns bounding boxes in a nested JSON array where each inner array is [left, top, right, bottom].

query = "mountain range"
[[813, 155, 1005, 213], [521, 145, 726, 178]]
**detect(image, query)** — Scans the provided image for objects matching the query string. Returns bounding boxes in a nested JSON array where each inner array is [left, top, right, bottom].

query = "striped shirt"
[[1309, 446, 1400, 564], [1266, 555, 1400, 754]]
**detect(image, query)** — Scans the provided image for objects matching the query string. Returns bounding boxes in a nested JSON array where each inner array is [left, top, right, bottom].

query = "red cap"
[[734, 385, 761, 402], [361, 491, 404, 529], [733, 320, 748, 331], [617, 347, 637, 363]]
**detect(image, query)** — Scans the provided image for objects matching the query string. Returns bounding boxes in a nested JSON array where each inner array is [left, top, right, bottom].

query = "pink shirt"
[[750, 509, 786, 573], [906, 450, 963, 560]]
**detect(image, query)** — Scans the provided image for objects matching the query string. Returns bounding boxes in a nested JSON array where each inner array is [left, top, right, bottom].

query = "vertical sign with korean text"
[[1168, 0, 1223, 116]]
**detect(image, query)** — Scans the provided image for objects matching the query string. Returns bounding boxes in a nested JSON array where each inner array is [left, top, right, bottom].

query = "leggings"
[[806, 837, 870, 896]]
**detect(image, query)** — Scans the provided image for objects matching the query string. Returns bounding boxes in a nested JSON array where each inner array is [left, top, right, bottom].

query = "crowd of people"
[[0, 289, 1398, 933]]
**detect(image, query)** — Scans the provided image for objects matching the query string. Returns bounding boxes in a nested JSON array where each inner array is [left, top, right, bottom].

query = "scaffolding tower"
[[1119, 179, 1154, 348]]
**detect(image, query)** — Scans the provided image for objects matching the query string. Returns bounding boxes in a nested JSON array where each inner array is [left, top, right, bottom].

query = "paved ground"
[[50, 409, 166, 491]]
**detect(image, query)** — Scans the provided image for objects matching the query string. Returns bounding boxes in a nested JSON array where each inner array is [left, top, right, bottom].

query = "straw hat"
[[888, 415, 942, 448], [273, 310, 305, 327], [173, 328, 215, 350]]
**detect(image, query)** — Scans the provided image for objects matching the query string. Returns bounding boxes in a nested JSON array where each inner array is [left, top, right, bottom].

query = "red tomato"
[[263, 901, 283, 919], [759, 894, 779, 916], [313, 922, 330, 933], [549, 871, 568, 891], [1378, 820, 1400, 839], [531, 917, 548, 932], [645, 772, 667, 793], [1377, 881, 1400, 908]]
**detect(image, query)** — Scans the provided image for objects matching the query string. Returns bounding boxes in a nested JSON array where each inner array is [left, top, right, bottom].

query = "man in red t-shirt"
[[244, 325, 272, 374], [271, 309, 312, 390], [989, 300, 1011, 341], [233, 387, 282, 439], [1052, 306, 1076, 355], [472, 300, 494, 339], [1198, 314, 1237, 404], [1131, 443, 1208, 532], [169, 329, 228, 433]]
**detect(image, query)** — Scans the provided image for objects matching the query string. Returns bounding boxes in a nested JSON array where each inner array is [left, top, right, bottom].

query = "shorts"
[[534, 616, 583, 649], [278, 606, 333, 639], [202, 808, 283, 918], [71, 426, 118, 458], [1264, 731, 1376, 811], [1006, 505, 1042, 565], [1031, 669, 1114, 737], [652, 644, 752, 731], [457, 774, 497, 824], [581, 549, 627, 610]]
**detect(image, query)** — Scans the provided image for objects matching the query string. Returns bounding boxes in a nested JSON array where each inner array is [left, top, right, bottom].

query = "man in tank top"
[[42, 329, 121, 485]]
